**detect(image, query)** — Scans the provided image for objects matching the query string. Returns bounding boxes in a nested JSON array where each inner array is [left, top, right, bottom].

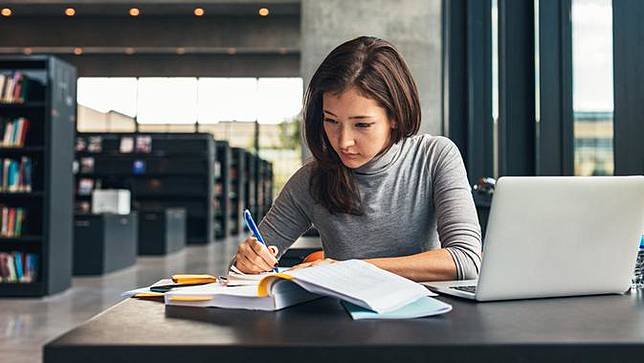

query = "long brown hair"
[[303, 36, 421, 215]]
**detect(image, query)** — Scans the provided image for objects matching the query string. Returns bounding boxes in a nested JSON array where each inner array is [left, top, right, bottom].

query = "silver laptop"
[[423, 176, 644, 301]]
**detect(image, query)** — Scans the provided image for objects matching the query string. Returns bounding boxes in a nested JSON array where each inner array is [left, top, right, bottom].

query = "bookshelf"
[[254, 155, 263, 220], [74, 132, 215, 245], [264, 160, 274, 214], [257, 159, 274, 220], [0, 56, 75, 296], [243, 150, 258, 231], [214, 141, 230, 240], [253, 157, 269, 220], [229, 147, 246, 236]]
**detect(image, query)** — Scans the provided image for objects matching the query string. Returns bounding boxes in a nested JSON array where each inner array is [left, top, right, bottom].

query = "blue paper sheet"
[[342, 296, 452, 320]]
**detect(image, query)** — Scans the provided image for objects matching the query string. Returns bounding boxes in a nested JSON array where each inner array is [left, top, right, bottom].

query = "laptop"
[[423, 176, 644, 301]]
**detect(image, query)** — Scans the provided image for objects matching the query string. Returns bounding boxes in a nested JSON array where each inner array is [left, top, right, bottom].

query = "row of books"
[[73, 157, 147, 175], [0, 207, 26, 238], [76, 135, 153, 154], [0, 117, 30, 147], [1, 157, 33, 192], [0, 251, 38, 283], [0, 72, 32, 104]]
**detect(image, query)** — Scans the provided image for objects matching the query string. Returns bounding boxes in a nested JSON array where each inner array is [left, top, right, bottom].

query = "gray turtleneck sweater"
[[258, 134, 482, 280]]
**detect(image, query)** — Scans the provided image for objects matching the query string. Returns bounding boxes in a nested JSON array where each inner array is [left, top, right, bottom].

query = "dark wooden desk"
[[44, 291, 644, 363]]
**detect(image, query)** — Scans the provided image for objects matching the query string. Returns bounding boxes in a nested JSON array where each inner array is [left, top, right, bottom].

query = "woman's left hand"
[[289, 258, 336, 270]]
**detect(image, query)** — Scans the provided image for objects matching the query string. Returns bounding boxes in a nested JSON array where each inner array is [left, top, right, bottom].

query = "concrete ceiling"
[[0, 1, 302, 76], [0, 1, 300, 16]]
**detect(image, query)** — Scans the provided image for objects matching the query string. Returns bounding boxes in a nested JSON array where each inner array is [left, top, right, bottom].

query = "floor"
[[0, 238, 241, 363]]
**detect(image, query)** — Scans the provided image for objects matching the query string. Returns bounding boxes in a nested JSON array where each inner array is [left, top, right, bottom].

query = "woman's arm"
[[232, 164, 314, 273], [365, 249, 457, 281], [292, 250, 456, 281], [369, 137, 482, 282]]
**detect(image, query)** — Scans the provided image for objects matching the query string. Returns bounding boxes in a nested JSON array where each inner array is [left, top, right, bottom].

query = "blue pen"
[[243, 209, 278, 272]]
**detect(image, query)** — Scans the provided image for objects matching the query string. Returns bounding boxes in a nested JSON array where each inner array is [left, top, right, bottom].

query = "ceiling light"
[[194, 8, 204, 16], [1, 8, 12, 17], [73, 48, 83, 55], [129, 8, 140, 17], [258, 8, 269, 16], [23, 48, 33, 55], [65, 8, 76, 16]]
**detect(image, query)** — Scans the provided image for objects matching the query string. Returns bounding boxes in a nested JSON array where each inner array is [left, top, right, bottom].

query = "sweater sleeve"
[[428, 137, 482, 280], [256, 163, 314, 258]]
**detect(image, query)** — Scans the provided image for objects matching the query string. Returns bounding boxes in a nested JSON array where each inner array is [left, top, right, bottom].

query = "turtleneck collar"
[[353, 139, 403, 175]]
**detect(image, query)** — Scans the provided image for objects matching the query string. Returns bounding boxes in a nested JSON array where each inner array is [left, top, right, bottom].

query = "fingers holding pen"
[[248, 237, 279, 268]]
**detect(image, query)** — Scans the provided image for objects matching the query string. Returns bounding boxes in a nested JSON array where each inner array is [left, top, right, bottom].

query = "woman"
[[234, 36, 481, 282]]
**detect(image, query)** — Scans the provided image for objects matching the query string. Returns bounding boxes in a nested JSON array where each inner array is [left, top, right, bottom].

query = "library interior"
[[1, 1, 644, 362]]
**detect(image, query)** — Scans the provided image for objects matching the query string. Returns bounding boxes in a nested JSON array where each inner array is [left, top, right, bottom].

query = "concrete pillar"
[[300, 0, 443, 147]]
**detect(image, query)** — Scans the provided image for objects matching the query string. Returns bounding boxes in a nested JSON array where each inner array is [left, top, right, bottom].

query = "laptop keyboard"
[[450, 285, 477, 294]]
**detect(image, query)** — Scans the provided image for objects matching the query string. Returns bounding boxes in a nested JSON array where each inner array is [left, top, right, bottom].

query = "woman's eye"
[[324, 118, 338, 124], [355, 122, 373, 128]]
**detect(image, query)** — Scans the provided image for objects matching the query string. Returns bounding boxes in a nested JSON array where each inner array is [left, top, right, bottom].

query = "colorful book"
[[13, 252, 23, 281], [5, 254, 16, 282]]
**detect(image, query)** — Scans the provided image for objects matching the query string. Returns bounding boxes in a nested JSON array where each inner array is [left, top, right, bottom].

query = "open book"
[[224, 265, 283, 286], [165, 259, 440, 314]]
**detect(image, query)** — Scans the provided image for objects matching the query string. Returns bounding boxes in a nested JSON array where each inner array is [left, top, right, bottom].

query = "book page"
[[227, 265, 286, 286], [285, 260, 434, 313]]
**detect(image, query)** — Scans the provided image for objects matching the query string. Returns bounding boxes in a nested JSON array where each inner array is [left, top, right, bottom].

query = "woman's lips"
[[341, 151, 359, 159]]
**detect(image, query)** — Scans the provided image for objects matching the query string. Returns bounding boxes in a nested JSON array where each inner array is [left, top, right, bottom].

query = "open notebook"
[[165, 259, 440, 314]]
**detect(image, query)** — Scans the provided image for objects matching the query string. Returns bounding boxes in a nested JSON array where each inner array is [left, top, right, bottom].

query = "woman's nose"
[[338, 127, 355, 149]]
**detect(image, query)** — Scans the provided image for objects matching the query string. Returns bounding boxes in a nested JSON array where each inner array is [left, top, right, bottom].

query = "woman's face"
[[322, 87, 394, 169]]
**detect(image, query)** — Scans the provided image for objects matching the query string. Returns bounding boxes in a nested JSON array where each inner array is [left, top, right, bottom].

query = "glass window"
[[197, 78, 258, 123], [491, 0, 499, 178], [77, 76, 304, 195], [77, 77, 138, 131], [256, 78, 303, 123], [137, 78, 198, 124], [77, 77, 138, 117], [571, 0, 614, 176]]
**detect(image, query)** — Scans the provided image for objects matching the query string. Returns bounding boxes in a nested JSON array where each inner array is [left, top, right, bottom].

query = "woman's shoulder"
[[280, 159, 316, 195], [407, 134, 460, 158]]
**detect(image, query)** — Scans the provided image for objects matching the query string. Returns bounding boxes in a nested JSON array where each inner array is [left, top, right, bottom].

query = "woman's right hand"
[[234, 236, 279, 274]]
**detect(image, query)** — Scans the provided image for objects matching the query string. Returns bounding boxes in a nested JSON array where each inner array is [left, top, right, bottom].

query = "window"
[[77, 77, 304, 194], [571, 0, 614, 176]]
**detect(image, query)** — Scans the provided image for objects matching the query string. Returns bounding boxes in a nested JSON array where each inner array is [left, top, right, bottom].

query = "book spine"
[[7, 208, 15, 237], [13, 76, 22, 104], [0, 118, 5, 147], [0, 252, 8, 282], [29, 253, 38, 282], [24, 157, 32, 192], [7, 75, 15, 103], [7, 160, 16, 192], [6, 254, 16, 282], [3, 159, 9, 190], [23, 253, 31, 282], [19, 118, 29, 147], [3, 121, 12, 146], [14, 208, 24, 236], [1, 206, 7, 236], [12, 118, 20, 146], [0, 75, 6, 102], [13, 252, 23, 281]]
